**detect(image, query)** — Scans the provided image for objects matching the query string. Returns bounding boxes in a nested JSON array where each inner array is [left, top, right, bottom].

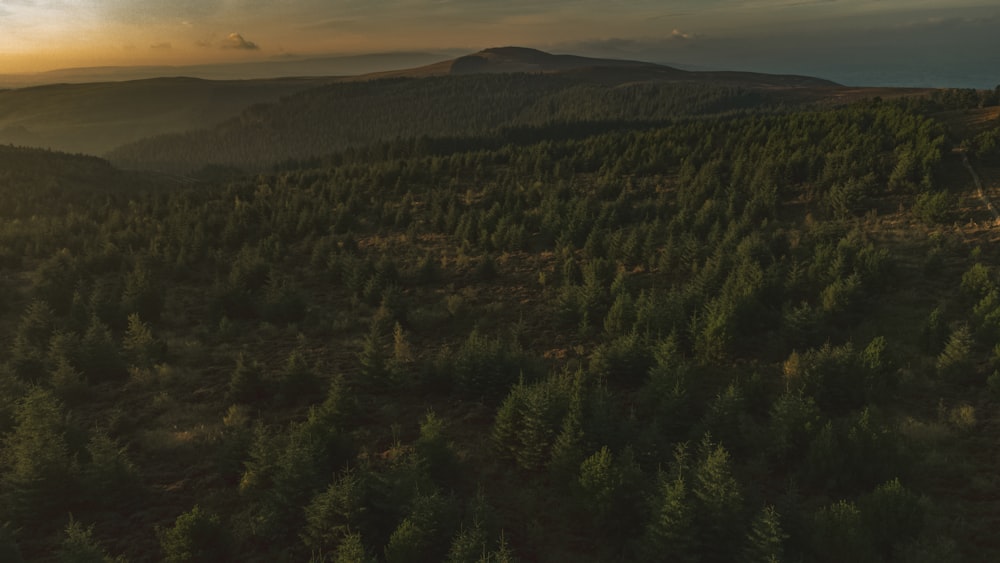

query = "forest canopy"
[[1, 75, 999, 562]]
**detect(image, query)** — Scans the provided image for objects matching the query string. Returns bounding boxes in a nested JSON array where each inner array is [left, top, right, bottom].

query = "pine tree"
[[276, 343, 320, 404], [359, 321, 387, 381], [643, 471, 696, 562], [743, 505, 787, 563], [767, 390, 820, 465], [122, 313, 161, 369], [514, 386, 558, 471], [122, 262, 164, 322], [384, 519, 427, 563], [578, 446, 617, 523], [447, 493, 500, 563], [492, 382, 526, 460], [860, 336, 893, 401], [936, 323, 973, 379], [693, 435, 745, 562], [57, 517, 123, 563], [415, 411, 459, 486], [603, 291, 635, 336], [700, 383, 748, 455], [811, 500, 872, 562], [260, 272, 307, 324], [859, 479, 925, 559], [82, 432, 140, 506], [0, 364, 27, 438], [388, 322, 413, 381], [383, 492, 453, 563], [78, 315, 126, 382], [414, 252, 439, 284], [34, 249, 79, 315], [479, 532, 516, 563], [453, 330, 524, 401], [549, 384, 585, 476], [50, 357, 88, 402], [10, 300, 57, 380], [1, 388, 75, 523], [226, 352, 266, 404], [68, 289, 92, 333], [302, 468, 366, 553], [158, 505, 232, 563], [269, 405, 351, 524], [447, 527, 487, 563], [335, 532, 374, 563], [920, 307, 948, 356]]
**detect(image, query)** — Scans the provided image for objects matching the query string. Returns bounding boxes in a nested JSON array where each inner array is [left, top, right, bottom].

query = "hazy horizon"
[[1, 1, 997, 89], [0, 43, 995, 91]]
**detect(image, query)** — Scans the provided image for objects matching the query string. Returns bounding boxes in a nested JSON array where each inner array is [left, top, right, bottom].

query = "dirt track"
[[962, 151, 999, 222]]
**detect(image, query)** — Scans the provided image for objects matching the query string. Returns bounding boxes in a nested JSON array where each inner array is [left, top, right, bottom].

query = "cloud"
[[223, 32, 259, 50], [149, 42, 172, 50], [671, 28, 695, 40]]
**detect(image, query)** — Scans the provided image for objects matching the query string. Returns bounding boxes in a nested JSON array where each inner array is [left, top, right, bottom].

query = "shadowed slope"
[[106, 47, 845, 172], [0, 77, 333, 155]]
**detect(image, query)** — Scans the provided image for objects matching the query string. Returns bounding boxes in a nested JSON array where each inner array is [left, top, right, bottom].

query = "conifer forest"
[[2, 71, 1000, 562]]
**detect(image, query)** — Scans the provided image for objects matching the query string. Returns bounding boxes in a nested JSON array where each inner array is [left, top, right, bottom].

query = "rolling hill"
[[358, 46, 839, 88], [0, 47, 840, 167], [0, 46, 844, 171], [0, 76, 334, 155], [5, 87, 1000, 561], [105, 47, 842, 173], [0, 51, 459, 88]]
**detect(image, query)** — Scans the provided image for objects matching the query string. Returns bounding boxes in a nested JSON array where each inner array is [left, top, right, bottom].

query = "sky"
[[1, 0, 998, 87]]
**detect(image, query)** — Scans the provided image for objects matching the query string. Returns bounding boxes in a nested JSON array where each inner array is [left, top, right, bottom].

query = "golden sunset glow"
[[0, 0, 996, 82], [3, 0, 1000, 561]]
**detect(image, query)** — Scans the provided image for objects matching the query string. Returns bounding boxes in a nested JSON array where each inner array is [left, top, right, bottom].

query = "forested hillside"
[[0, 77, 332, 156], [105, 74, 796, 174], [2, 88, 999, 562]]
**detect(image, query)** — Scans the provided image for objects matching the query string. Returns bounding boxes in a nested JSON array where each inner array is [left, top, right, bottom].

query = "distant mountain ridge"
[[105, 45, 844, 173], [0, 51, 461, 87], [355, 46, 838, 87], [362, 46, 660, 77], [3, 46, 845, 164]]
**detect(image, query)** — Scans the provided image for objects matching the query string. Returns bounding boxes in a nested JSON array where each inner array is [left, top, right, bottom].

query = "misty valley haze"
[[1, 44, 997, 90]]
